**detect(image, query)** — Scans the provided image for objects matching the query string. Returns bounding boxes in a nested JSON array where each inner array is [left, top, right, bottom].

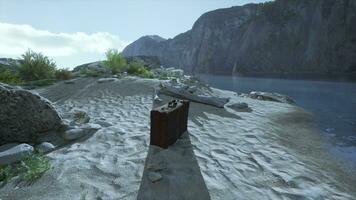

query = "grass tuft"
[[18, 154, 51, 182]]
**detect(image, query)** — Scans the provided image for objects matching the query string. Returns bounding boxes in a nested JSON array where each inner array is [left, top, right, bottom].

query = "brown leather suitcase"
[[150, 100, 190, 148]]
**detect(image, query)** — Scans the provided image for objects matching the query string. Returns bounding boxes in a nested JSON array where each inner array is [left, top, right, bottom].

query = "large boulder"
[[0, 83, 62, 145]]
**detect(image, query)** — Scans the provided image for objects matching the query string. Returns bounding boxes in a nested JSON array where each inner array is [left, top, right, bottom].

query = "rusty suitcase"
[[150, 100, 190, 148]]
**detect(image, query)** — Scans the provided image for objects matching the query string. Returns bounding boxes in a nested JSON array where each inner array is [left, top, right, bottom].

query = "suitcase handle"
[[168, 100, 178, 108]]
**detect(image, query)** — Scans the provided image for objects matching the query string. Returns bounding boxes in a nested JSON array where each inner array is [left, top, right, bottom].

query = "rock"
[[147, 171, 162, 183], [97, 78, 118, 83], [228, 102, 249, 110], [64, 80, 75, 84], [0, 143, 34, 165], [147, 161, 166, 172], [0, 83, 62, 145], [73, 110, 90, 124], [187, 86, 197, 94], [248, 91, 295, 104], [94, 120, 113, 127], [35, 142, 55, 153], [81, 123, 102, 130], [153, 94, 162, 102], [63, 128, 88, 140], [63, 124, 101, 140], [72, 61, 111, 75]]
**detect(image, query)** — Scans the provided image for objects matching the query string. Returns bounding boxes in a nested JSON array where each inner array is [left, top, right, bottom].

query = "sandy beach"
[[0, 77, 355, 200]]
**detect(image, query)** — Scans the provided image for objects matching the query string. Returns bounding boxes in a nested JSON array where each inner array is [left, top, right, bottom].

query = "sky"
[[0, 0, 269, 68]]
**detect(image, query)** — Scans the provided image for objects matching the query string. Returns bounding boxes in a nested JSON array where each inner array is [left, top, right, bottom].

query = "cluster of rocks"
[[0, 83, 102, 166], [240, 91, 295, 104], [152, 67, 184, 79]]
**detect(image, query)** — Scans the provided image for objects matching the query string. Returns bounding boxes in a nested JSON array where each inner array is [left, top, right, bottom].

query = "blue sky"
[[0, 0, 269, 68]]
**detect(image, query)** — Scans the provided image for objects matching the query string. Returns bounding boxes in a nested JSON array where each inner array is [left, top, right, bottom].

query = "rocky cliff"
[[122, 0, 356, 76]]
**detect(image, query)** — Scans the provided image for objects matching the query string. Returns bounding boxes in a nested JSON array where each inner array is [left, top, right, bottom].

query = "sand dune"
[[0, 77, 355, 200]]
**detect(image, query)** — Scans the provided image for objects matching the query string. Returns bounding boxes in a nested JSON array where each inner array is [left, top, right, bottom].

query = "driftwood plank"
[[159, 84, 229, 108]]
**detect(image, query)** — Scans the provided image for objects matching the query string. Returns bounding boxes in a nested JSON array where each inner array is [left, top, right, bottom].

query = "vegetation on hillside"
[[0, 49, 74, 85], [102, 48, 154, 78], [127, 61, 154, 78], [102, 49, 127, 74], [18, 49, 57, 81], [55, 68, 72, 80], [0, 69, 22, 84]]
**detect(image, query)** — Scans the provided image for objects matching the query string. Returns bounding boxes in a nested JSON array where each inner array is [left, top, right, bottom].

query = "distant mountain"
[[122, 0, 356, 77]]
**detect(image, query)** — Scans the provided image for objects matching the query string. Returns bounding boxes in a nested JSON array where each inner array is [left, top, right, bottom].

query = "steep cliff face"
[[122, 0, 356, 76]]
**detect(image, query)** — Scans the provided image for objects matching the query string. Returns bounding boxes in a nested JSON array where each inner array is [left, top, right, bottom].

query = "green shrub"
[[127, 62, 154, 78], [102, 49, 127, 74], [18, 49, 57, 81], [18, 154, 51, 182], [55, 68, 72, 80], [0, 165, 13, 183], [0, 69, 22, 84], [0, 154, 51, 184], [21, 79, 57, 87]]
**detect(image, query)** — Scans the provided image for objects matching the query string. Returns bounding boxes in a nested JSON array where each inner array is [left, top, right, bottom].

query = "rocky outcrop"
[[72, 61, 111, 74], [0, 83, 62, 145], [122, 0, 356, 77], [0, 58, 20, 73]]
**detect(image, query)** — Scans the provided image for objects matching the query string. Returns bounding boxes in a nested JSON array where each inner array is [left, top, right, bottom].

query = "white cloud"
[[0, 22, 129, 68]]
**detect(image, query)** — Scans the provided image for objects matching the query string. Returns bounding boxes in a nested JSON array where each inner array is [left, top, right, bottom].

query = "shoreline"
[[1, 77, 355, 199]]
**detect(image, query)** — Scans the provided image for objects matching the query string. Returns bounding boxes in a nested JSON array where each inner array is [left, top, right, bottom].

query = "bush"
[[18, 154, 51, 182], [0, 165, 13, 183], [0, 154, 51, 184], [127, 62, 154, 78], [21, 79, 57, 87], [0, 69, 22, 84], [55, 68, 72, 80], [18, 49, 57, 81], [102, 49, 127, 74]]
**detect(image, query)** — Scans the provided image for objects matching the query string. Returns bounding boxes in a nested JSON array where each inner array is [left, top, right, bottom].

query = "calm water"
[[197, 74, 356, 165]]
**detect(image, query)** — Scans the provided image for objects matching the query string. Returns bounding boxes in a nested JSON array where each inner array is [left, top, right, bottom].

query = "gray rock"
[[63, 128, 88, 140], [248, 91, 295, 104], [72, 110, 90, 124], [97, 78, 118, 83], [94, 120, 113, 127], [153, 95, 162, 102], [0, 143, 34, 165], [0, 83, 62, 145], [64, 80, 75, 84], [81, 123, 102, 131], [72, 61, 111, 75], [228, 102, 249, 110], [63, 124, 101, 140], [35, 142, 55, 153], [147, 171, 162, 183]]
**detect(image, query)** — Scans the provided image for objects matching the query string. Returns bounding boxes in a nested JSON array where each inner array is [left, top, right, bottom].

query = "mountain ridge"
[[122, 0, 356, 77]]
